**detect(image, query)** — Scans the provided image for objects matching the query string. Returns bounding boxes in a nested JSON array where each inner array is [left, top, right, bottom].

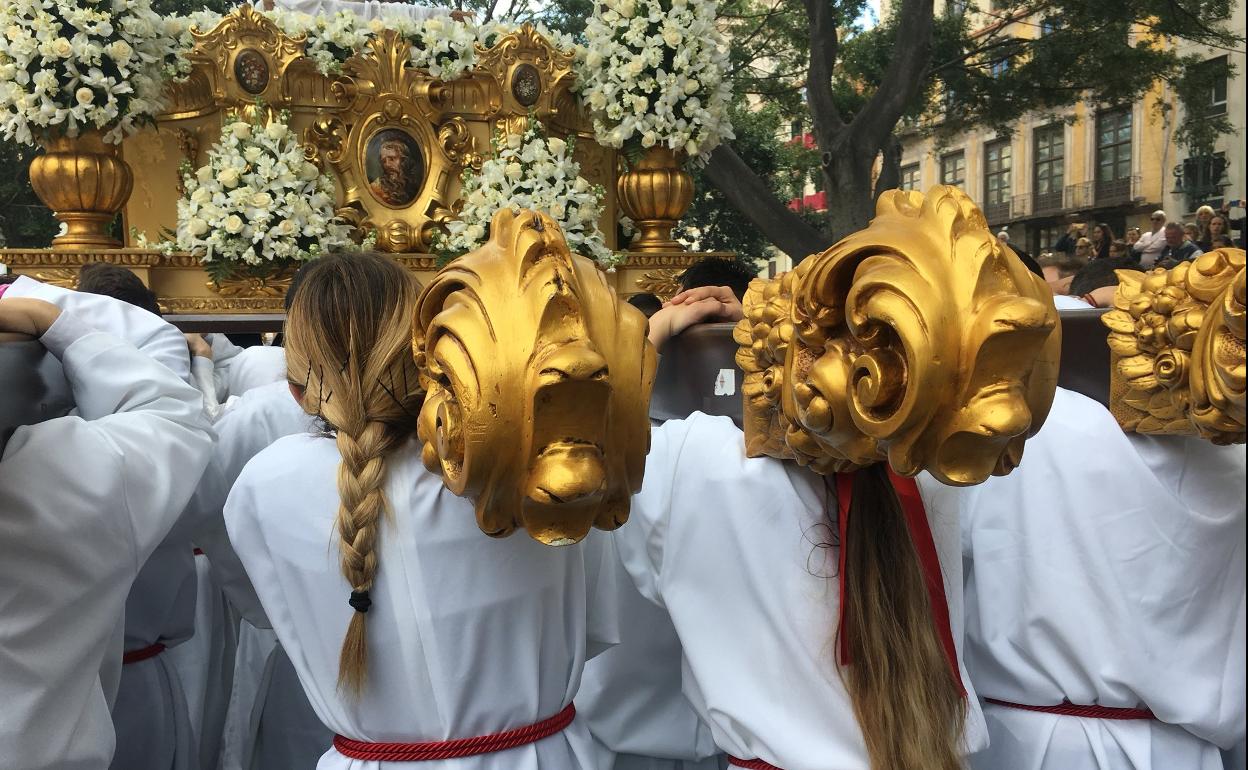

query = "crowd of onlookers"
[[1025, 201, 1247, 304]]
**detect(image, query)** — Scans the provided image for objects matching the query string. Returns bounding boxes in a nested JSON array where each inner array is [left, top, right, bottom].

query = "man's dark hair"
[[678, 257, 758, 301], [1038, 252, 1086, 278], [627, 292, 663, 318], [77, 262, 161, 316], [1070, 255, 1142, 297], [0, 273, 18, 285]]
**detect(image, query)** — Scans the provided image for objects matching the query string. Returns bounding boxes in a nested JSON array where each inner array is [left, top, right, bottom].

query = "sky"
[[857, 0, 881, 30]]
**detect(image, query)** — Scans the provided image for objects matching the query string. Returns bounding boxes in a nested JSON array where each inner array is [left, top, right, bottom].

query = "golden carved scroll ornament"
[[412, 209, 656, 545], [734, 186, 1061, 486], [1103, 248, 1245, 443]]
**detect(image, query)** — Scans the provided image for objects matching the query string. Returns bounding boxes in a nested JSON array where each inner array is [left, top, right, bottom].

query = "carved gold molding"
[[1103, 248, 1246, 443], [0, 248, 169, 267], [634, 269, 682, 301], [305, 30, 469, 253]]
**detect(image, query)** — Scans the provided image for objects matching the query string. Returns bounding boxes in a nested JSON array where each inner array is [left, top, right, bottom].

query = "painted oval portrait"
[[365, 129, 425, 209]]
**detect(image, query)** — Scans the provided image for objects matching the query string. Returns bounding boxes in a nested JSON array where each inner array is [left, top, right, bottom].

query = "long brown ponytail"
[[836, 464, 966, 770], [283, 252, 422, 696]]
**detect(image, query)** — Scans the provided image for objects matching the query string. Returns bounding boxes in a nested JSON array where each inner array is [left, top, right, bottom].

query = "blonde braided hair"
[[284, 252, 422, 695]]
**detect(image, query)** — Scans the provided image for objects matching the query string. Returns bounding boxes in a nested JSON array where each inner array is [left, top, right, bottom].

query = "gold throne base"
[[1, 248, 723, 314]]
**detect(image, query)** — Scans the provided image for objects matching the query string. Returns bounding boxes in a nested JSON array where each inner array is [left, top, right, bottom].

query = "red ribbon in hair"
[[835, 469, 966, 696]]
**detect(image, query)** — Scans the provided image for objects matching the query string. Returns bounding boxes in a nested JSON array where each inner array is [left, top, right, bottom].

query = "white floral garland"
[[578, 0, 734, 158], [0, 0, 182, 145], [437, 118, 615, 267], [176, 111, 351, 271]]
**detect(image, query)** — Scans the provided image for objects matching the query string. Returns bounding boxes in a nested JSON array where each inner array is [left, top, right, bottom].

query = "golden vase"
[[31, 131, 134, 249], [617, 146, 694, 252]]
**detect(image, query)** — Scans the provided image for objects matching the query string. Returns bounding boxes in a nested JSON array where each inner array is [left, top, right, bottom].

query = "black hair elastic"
[[349, 590, 372, 613]]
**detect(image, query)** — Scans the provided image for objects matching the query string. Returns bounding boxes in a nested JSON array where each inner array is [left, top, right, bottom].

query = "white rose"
[[250, 192, 273, 208], [299, 161, 320, 181], [195, 165, 213, 183], [505, 162, 523, 181], [685, 139, 699, 156], [243, 146, 264, 164], [52, 37, 73, 58], [187, 217, 209, 237], [264, 123, 288, 141], [74, 87, 94, 106], [585, 50, 603, 70], [663, 29, 682, 48], [106, 40, 133, 63], [217, 167, 240, 187], [230, 121, 252, 140], [684, 79, 701, 95], [547, 137, 567, 156], [618, 0, 636, 18], [224, 214, 244, 234], [190, 187, 212, 205], [641, 131, 657, 148], [627, 57, 645, 76]]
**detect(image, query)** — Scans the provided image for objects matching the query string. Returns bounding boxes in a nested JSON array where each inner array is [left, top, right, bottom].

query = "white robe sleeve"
[[206, 332, 244, 401], [6, 275, 191, 384], [0, 315, 213, 769], [610, 418, 695, 607], [184, 383, 314, 628]]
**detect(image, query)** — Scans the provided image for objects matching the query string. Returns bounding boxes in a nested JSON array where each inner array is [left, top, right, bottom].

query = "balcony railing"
[[984, 201, 1012, 224], [1000, 174, 1145, 222]]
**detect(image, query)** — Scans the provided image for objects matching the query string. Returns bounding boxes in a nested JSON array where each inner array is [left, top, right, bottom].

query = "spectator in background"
[[626, 292, 663, 319], [1195, 204, 1216, 242], [1108, 240, 1130, 259], [1090, 222, 1116, 260], [1038, 252, 1085, 296], [678, 257, 758, 302], [1158, 222, 1204, 269], [1132, 210, 1168, 267], [997, 230, 1011, 245], [1200, 214, 1230, 252], [1074, 237, 1095, 261], [1052, 221, 1087, 256], [1219, 199, 1246, 248], [1125, 227, 1141, 247], [1184, 223, 1201, 246]]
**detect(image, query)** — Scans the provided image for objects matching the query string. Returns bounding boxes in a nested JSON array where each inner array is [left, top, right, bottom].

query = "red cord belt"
[[728, 758, 782, 770], [986, 698, 1156, 720], [122, 642, 166, 665], [332, 703, 576, 761]]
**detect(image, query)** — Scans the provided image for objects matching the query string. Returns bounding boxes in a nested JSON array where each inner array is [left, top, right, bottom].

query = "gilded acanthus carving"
[[734, 186, 1061, 486], [413, 209, 656, 545], [1103, 248, 1246, 443], [29, 269, 80, 289], [634, 269, 682, 301]]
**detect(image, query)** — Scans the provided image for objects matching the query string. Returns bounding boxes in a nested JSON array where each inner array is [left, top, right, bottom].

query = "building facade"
[[892, 0, 1245, 254]]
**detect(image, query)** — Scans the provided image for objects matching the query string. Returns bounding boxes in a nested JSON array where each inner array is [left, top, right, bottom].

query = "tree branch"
[[850, 0, 936, 143], [703, 144, 832, 261], [804, 0, 845, 134]]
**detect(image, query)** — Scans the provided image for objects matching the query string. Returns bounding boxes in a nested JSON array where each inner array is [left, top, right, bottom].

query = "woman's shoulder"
[[233, 433, 338, 505]]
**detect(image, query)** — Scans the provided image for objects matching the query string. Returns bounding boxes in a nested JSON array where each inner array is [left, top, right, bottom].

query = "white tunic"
[[183, 381, 328, 770], [0, 314, 213, 770], [960, 387, 1246, 770], [610, 413, 987, 770], [224, 434, 619, 770]]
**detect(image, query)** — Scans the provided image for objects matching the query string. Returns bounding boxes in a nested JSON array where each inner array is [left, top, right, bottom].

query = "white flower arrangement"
[[437, 118, 616, 267], [578, 0, 734, 159], [0, 0, 183, 145], [176, 109, 351, 279]]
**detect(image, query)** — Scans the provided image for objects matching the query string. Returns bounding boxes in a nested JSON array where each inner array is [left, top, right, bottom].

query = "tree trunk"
[[820, 138, 878, 242], [702, 144, 833, 261], [874, 135, 903, 203]]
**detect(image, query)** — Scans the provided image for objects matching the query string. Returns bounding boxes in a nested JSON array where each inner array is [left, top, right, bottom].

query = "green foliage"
[[1172, 53, 1236, 154], [675, 101, 819, 261], [913, 0, 1241, 147], [0, 142, 58, 248]]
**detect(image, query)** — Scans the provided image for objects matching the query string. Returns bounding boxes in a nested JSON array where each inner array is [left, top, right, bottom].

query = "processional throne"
[[1, 7, 715, 322]]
